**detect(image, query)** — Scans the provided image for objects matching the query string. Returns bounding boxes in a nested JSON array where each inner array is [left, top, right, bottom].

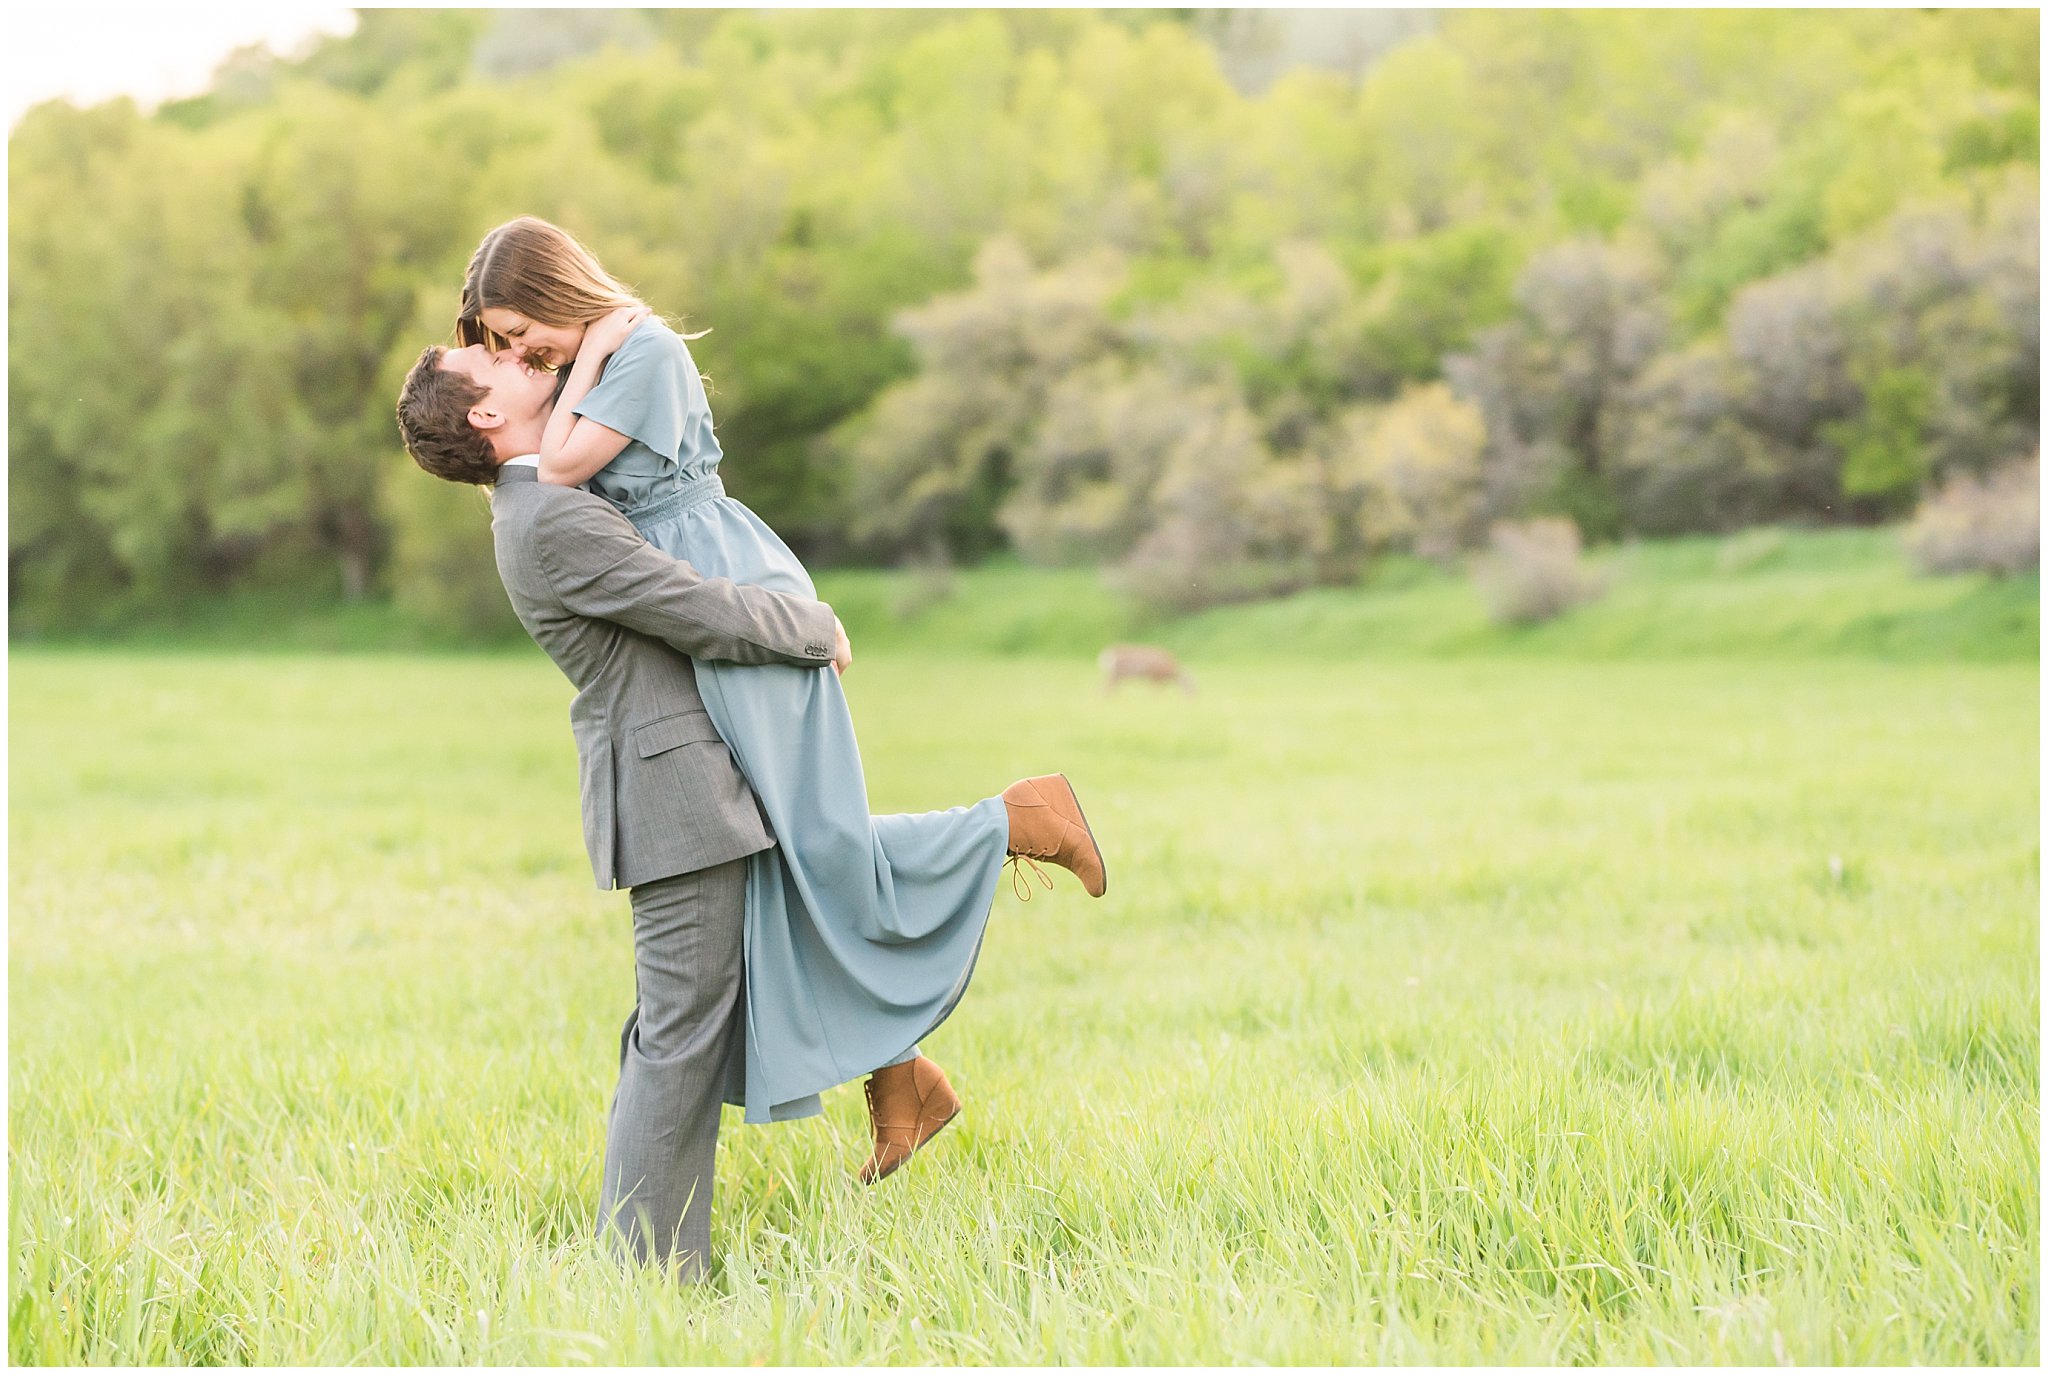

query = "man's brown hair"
[[396, 346, 498, 485]]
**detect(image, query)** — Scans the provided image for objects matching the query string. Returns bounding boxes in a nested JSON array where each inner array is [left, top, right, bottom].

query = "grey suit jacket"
[[489, 465, 837, 890]]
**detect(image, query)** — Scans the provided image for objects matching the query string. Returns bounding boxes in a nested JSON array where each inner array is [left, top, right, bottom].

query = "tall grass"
[[10, 645, 2036, 1363]]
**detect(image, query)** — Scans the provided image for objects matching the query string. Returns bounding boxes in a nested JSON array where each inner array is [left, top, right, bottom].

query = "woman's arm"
[[537, 306, 648, 486]]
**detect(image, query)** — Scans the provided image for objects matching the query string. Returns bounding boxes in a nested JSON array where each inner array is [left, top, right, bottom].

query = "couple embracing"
[[396, 217, 1107, 1280]]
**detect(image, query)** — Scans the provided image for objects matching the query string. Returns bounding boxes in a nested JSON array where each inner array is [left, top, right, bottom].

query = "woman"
[[456, 217, 1107, 1181]]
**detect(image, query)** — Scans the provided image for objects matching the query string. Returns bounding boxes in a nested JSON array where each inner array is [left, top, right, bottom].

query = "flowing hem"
[[737, 800, 1008, 1125]]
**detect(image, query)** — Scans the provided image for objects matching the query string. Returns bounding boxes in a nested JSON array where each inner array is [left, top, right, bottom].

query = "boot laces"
[[865, 1067, 923, 1130], [1004, 853, 1055, 901]]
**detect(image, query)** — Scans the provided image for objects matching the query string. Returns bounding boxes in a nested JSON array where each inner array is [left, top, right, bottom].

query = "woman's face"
[[477, 308, 585, 370]]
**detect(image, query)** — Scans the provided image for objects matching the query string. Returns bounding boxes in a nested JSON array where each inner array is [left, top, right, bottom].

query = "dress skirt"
[[625, 475, 1009, 1124]]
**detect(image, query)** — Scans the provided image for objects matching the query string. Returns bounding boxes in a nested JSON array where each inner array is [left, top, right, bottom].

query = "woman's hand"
[[579, 304, 651, 363], [534, 304, 647, 486]]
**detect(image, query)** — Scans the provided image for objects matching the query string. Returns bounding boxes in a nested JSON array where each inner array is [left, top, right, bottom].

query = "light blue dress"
[[575, 318, 1010, 1124]]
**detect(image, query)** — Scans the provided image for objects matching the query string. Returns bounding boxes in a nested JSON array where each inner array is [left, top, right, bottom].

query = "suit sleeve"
[[533, 496, 836, 667]]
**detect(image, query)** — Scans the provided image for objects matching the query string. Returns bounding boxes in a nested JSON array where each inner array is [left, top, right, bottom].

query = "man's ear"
[[467, 404, 504, 434]]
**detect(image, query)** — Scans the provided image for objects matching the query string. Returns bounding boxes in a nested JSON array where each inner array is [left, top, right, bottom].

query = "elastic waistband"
[[628, 473, 726, 528]]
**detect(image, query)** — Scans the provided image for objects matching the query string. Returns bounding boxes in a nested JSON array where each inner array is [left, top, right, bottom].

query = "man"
[[394, 343, 1107, 1280], [398, 342, 842, 1279]]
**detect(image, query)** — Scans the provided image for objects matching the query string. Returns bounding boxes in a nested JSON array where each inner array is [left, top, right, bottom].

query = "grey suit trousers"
[[599, 856, 750, 1280]]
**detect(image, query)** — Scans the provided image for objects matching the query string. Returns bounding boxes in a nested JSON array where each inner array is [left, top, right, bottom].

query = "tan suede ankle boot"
[[859, 1055, 962, 1185], [1001, 773, 1107, 898]]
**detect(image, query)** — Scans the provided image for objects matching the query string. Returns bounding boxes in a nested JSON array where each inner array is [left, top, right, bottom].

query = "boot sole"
[[861, 1106, 961, 1185], [1049, 772, 1108, 898]]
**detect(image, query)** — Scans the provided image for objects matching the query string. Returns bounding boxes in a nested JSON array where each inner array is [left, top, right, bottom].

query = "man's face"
[[439, 344, 556, 438]]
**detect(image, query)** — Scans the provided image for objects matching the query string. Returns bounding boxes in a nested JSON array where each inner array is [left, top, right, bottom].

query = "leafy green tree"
[[1831, 368, 1935, 501], [1353, 35, 1488, 236], [1829, 177, 2040, 486], [1113, 382, 1322, 613], [1448, 240, 1666, 539], [836, 238, 1125, 560], [1614, 344, 1788, 535], [246, 90, 476, 598], [10, 102, 275, 618], [7, 6, 2040, 631], [1348, 225, 1519, 391], [999, 362, 1184, 566], [1716, 266, 1857, 514], [1329, 383, 1489, 562], [382, 456, 519, 638]]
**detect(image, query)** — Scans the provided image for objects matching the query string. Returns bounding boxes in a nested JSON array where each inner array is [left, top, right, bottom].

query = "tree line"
[[7, 8, 2037, 632]]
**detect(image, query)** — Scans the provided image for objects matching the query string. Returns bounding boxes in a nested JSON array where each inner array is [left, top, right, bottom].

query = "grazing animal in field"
[[1099, 644, 1196, 696]]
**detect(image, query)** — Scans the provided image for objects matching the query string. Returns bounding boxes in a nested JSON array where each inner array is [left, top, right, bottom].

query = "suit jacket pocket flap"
[[634, 710, 724, 757]]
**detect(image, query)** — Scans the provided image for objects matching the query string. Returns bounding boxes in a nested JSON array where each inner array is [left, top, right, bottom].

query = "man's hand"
[[831, 616, 853, 676]]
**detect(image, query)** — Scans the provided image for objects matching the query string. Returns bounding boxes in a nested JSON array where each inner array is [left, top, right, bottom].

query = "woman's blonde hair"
[[456, 216, 644, 352]]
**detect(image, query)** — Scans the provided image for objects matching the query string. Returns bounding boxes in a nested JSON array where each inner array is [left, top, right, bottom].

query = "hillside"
[[819, 527, 2038, 663], [32, 525, 2023, 662]]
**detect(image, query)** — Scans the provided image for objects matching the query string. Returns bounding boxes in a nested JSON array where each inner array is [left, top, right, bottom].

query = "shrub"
[[1107, 385, 1324, 615], [1329, 382, 1488, 563], [1475, 518, 1609, 625], [1904, 455, 2039, 576]]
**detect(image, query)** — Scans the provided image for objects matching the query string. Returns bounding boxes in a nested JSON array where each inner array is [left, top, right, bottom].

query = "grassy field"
[[9, 541, 2040, 1363]]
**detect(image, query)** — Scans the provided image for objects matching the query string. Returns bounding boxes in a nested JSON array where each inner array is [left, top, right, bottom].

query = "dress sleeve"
[[571, 323, 689, 465]]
